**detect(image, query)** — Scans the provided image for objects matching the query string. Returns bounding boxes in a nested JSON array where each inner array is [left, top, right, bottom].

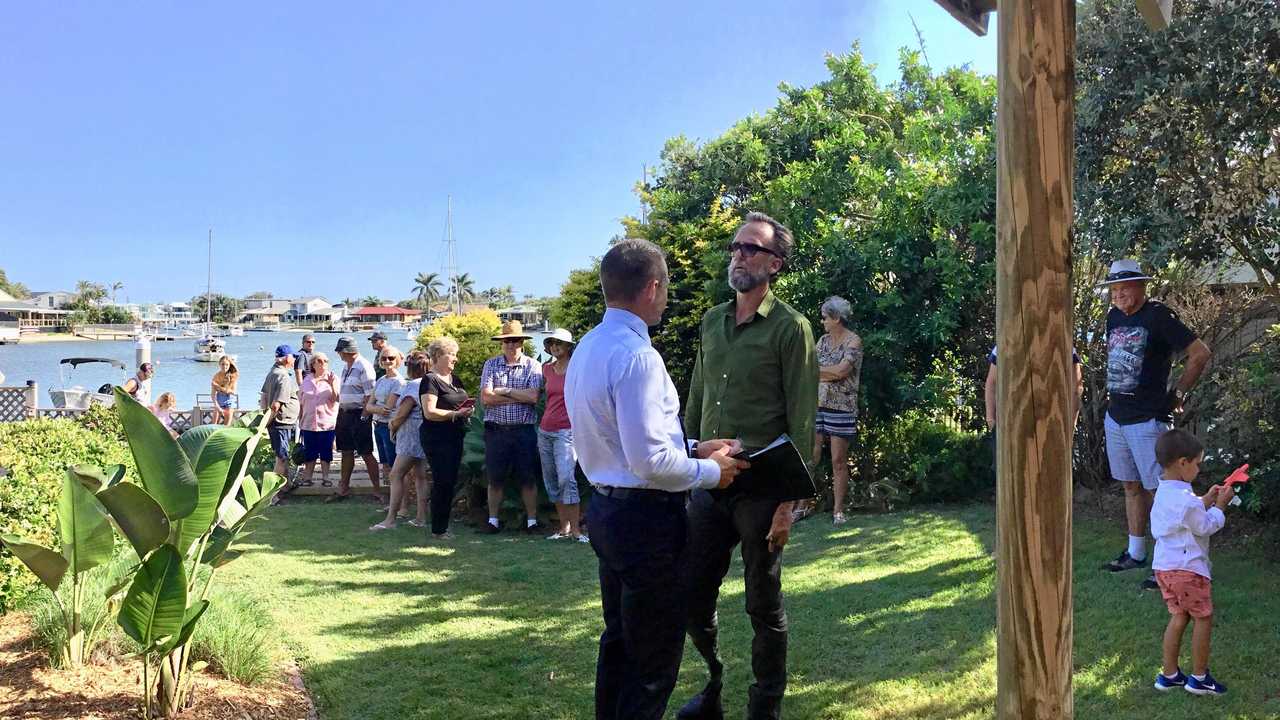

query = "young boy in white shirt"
[[1150, 429, 1235, 696]]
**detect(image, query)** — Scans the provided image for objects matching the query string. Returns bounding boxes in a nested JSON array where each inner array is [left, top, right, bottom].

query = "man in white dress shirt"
[[566, 238, 746, 720]]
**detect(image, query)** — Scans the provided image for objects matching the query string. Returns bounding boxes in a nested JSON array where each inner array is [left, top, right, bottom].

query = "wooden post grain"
[[995, 0, 1075, 718]]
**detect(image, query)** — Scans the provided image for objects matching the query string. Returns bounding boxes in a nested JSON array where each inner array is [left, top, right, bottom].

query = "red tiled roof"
[[351, 306, 421, 317]]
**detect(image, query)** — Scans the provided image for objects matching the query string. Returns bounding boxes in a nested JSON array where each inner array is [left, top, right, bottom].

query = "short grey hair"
[[742, 211, 794, 266], [426, 336, 460, 361], [820, 295, 853, 328]]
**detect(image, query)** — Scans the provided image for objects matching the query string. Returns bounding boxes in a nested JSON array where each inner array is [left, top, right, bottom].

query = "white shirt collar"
[[603, 307, 650, 343]]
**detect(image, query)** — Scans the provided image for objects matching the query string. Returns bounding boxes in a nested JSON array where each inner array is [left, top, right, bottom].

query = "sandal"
[[323, 492, 350, 504], [320, 479, 333, 488], [406, 519, 426, 528], [369, 522, 395, 531], [833, 512, 848, 525]]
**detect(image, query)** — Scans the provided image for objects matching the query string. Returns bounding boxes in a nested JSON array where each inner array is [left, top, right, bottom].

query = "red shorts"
[[1155, 570, 1213, 619]]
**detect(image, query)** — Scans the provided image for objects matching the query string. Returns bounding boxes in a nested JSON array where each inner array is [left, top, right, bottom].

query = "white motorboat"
[[48, 357, 125, 409], [228, 325, 244, 336]]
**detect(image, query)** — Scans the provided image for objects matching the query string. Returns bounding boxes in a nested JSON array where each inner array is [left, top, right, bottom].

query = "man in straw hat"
[[478, 319, 545, 533], [1098, 259, 1211, 590]]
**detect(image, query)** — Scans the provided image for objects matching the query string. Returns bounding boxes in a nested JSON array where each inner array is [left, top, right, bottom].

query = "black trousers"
[[422, 425, 465, 535], [587, 491, 689, 720], [683, 489, 788, 719]]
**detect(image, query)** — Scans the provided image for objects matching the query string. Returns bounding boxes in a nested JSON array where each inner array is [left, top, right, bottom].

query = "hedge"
[[0, 416, 136, 612]]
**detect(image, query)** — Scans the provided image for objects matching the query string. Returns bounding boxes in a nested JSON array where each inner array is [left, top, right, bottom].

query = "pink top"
[[151, 408, 174, 430], [300, 372, 339, 431], [539, 362, 571, 432]]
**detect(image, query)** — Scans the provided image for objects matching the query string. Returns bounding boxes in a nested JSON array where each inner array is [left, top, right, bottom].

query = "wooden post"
[[995, 0, 1075, 718], [25, 381, 38, 419]]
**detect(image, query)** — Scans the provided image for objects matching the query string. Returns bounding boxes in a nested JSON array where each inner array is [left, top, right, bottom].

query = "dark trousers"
[[587, 491, 689, 720], [683, 489, 788, 719], [423, 428, 464, 535]]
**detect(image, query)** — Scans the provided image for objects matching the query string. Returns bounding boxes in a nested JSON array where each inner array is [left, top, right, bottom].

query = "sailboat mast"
[[445, 196, 460, 316], [207, 228, 213, 329]]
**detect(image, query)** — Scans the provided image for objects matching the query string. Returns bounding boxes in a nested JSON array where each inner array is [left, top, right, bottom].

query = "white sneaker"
[[576, 534, 591, 543], [546, 532, 567, 540]]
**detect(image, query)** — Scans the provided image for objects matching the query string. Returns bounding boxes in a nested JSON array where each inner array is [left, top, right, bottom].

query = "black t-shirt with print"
[[1105, 300, 1196, 425]]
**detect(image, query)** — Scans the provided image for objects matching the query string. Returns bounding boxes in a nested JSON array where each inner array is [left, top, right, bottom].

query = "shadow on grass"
[[221, 500, 1280, 720]]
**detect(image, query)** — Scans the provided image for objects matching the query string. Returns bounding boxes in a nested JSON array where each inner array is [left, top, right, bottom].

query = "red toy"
[[1223, 464, 1250, 488]]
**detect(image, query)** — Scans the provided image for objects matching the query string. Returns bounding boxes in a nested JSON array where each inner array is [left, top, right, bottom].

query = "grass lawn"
[[219, 500, 1280, 719]]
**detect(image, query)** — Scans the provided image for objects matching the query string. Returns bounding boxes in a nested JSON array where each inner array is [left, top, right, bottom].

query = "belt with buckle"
[[594, 486, 688, 503]]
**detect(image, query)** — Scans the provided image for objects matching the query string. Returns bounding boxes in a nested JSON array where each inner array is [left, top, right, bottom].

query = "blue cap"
[[275, 344, 294, 358]]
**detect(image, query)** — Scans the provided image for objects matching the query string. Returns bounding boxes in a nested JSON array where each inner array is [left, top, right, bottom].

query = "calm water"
[[0, 329, 553, 409]]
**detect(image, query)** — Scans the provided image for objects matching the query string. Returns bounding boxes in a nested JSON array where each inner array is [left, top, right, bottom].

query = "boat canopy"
[[59, 357, 127, 370]]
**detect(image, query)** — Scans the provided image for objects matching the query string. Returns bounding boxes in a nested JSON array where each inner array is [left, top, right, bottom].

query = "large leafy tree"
[[1075, 0, 1280, 298], [189, 294, 244, 324], [548, 262, 605, 337], [559, 48, 998, 420]]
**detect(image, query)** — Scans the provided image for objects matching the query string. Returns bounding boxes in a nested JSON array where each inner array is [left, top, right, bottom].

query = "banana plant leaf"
[[70, 464, 126, 493], [94, 482, 170, 558], [60, 467, 115, 575], [114, 389, 198, 520], [157, 600, 209, 656], [173, 425, 253, 556], [118, 544, 187, 652], [0, 535, 68, 592]]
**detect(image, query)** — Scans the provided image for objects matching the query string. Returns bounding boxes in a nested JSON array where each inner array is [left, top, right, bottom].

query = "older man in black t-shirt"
[[1098, 260, 1211, 589]]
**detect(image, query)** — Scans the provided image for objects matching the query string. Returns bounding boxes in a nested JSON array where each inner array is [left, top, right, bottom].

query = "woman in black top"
[[419, 336, 474, 539]]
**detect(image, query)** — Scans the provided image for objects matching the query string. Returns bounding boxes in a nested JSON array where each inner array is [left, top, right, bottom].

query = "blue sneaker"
[[1154, 669, 1187, 691], [1185, 670, 1227, 696]]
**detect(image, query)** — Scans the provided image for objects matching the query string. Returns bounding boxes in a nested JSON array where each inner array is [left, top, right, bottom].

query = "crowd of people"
[[108, 210, 1238, 713]]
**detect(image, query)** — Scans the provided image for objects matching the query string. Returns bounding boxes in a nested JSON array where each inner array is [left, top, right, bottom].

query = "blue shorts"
[[215, 392, 234, 410], [373, 422, 397, 467], [301, 429, 335, 463], [268, 424, 295, 461], [1105, 415, 1168, 491]]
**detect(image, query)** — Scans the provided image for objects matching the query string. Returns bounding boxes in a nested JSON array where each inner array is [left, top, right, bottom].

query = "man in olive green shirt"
[[678, 212, 818, 720]]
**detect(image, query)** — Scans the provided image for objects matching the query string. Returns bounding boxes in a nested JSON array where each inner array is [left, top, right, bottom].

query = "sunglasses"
[[502, 339, 523, 345], [727, 241, 781, 259], [380, 356, 399, 363]]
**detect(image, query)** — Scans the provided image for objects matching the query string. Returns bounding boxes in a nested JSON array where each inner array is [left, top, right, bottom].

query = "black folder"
[[729, 434, 817, 501]]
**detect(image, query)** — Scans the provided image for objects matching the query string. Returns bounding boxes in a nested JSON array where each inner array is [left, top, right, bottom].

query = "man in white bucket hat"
[[1098, 259, 1212, 590]]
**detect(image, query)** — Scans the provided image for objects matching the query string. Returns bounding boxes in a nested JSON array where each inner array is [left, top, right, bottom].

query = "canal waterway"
[[0, 329, 553, 409]]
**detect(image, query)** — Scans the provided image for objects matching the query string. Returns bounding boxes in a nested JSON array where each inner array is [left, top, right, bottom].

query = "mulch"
[[0, 612, 315, 720]]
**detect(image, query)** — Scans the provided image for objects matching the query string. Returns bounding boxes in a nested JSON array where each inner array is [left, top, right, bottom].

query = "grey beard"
[[728, 266, 768, 292]]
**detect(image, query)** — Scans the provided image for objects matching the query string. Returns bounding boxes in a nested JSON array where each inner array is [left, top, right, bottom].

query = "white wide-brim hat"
[[1097, 258, 1155, 286], [543, 328, 575, 349]]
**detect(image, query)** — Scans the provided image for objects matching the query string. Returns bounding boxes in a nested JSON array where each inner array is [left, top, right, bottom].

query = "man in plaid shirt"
[[479, 320, 545, 533]]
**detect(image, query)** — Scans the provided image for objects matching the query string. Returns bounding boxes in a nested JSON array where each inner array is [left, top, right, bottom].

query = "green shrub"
[[0, 419, 135, 612], [189, 587, 278, 685], [1201, 324, 1280, 519], [74, 403, 126, 443], [869, 412, 990, 505], [28, 550, 139, 667]]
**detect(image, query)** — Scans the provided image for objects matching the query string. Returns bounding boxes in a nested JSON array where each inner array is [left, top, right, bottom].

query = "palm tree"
[[451, 273, 477, 304], [110, 281, 124, 305], [74, 280, 106, 306], [340, 297, 356, 308], [360, 295, 383, 307], [412, 272, 443, 308]]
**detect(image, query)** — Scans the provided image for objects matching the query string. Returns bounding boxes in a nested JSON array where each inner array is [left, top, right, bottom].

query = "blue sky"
[[0, 1, 996, 304]]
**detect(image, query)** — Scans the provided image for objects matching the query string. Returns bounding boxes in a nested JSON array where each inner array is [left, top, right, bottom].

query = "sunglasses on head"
[[727, 241, 781, 259]]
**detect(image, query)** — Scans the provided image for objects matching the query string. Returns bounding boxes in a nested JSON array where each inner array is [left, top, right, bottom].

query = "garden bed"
[[0, 612, 314, 720]]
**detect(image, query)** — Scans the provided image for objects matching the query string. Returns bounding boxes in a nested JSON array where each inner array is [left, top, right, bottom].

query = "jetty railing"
[[0, 383, 251, 429]]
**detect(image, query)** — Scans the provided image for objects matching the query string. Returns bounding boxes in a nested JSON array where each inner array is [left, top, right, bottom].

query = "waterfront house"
[[28, 290, 75, 309], [349, 305, 421, 328], [0, 289, 72, 331], [285, 297, 333, 325], [496, 304, 545, 328]]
